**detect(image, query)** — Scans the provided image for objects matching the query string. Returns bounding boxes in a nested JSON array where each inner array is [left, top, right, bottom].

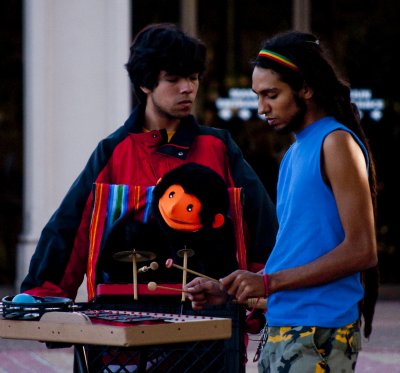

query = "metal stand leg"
[[73, 345, 90, 373]]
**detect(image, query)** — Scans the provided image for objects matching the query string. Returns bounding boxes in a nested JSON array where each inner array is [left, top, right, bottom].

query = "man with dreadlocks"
[[186, 30, 379, 372]]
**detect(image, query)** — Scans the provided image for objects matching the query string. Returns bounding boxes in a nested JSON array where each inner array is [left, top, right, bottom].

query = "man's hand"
[[221, 270, 265, 303], [185, 270, 267, 310], [185, 277, 227, 310]]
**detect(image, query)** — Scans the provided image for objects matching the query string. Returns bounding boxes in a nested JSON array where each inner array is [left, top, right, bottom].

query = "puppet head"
[[152, 163, 229, 232]]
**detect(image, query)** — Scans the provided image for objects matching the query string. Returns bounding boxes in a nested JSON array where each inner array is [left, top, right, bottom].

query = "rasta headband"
[[257, 49, 299, 72]]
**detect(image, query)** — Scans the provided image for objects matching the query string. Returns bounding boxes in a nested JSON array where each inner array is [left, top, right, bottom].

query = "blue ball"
[[12, 293, 38, 303]]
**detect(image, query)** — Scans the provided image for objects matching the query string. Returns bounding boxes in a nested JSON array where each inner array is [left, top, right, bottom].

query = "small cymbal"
[[112, 250, 156, 263], [177, 248, 195, 258]]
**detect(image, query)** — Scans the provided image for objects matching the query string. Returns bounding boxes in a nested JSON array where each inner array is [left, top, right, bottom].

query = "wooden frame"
[[0, 311, 232, 347]]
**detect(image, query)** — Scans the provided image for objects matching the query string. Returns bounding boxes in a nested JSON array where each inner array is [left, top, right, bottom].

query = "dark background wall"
[[0, 1, 23, 285]]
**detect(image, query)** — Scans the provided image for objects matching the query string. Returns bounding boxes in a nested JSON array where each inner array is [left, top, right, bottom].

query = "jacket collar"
[[123, 104, 200, 160]]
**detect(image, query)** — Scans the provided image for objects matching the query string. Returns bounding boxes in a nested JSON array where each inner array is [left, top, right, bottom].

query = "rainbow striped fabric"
[[86, 183, 247, 299]]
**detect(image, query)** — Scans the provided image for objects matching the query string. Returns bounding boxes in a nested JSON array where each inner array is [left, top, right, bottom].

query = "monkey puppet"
[[98, 163, 238, 285]]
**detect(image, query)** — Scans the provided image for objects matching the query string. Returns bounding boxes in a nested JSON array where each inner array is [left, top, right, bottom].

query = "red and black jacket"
[[21, 105, 278, 299]]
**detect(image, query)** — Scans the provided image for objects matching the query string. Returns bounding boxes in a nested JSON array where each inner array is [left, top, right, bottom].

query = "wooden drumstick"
[[132, 253, 138, 300], [165, 259, 219, 283], [181, 249, 189, 301], [245, 297, 267, 309], [147, 282, 188, 293], [232, 297, 267, 310]]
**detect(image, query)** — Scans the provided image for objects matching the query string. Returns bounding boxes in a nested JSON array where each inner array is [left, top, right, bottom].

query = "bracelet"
[[263, 273, 270, 297]]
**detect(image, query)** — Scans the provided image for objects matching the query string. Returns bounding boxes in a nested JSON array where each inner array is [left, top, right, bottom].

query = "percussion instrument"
[[0, 296, 243, 373], [0, 309, 231, 347], [112, 250, 156, 300]]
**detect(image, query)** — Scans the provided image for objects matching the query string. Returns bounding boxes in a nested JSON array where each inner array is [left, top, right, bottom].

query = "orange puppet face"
[[158, 184, 225, 232], [158, 184, 203, 232]]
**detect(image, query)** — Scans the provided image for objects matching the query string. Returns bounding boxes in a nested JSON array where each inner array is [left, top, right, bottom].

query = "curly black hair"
[[126, 23, 207, 104]]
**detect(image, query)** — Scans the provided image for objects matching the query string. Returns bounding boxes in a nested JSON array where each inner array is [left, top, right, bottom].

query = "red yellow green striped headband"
[[258, 49, 299, 71]]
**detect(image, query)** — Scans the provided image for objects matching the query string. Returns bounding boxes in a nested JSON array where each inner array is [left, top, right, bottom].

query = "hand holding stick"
[[233, 297, 267, 310]]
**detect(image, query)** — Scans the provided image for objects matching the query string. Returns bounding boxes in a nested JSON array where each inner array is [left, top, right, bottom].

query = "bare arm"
[[187, 131, 378, 305]]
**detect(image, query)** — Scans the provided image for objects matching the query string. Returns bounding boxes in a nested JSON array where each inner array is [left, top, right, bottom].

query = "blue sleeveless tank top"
[[265, 116, 368, 327]]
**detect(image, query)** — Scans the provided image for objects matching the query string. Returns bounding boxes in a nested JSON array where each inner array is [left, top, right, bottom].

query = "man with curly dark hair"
[[21, 23, 277, 307]]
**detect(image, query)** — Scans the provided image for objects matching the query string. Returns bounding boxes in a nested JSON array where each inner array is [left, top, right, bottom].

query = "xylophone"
[[0, 307, 231, 347], [0, 251, 264, 372], [0, 296, 243, 373]]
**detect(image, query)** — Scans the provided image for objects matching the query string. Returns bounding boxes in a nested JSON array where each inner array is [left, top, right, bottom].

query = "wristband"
[[263, 273, 270, 297]]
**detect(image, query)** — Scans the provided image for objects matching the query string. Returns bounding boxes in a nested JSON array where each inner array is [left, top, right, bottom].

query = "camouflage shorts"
[[257, 323, 361, 373]]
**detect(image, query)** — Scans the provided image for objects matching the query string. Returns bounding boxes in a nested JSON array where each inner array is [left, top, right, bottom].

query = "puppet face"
[[158, 184, 203, 232]]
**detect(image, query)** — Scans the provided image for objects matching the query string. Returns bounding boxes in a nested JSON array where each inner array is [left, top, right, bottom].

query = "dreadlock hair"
[[255, 31, 378, 338], [125, 23, 207, 104]]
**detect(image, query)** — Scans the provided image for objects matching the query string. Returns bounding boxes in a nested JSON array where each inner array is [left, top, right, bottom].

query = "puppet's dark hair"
[[152, 163, 229, 229]]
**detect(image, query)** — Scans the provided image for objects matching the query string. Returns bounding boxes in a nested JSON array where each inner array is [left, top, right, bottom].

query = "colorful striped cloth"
[[87, 183, 247, 299]]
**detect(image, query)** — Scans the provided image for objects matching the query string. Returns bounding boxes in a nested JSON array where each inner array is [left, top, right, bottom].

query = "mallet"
[[138, 262, 159, 273], [165, 259, 219, 283], [147, 281, 188, 293], [232, 297, 267, 310]]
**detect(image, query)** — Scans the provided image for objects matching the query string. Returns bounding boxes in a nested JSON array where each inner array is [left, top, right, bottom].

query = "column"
[[17, 0, 131, 293], [292, 0, 311, 32]]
